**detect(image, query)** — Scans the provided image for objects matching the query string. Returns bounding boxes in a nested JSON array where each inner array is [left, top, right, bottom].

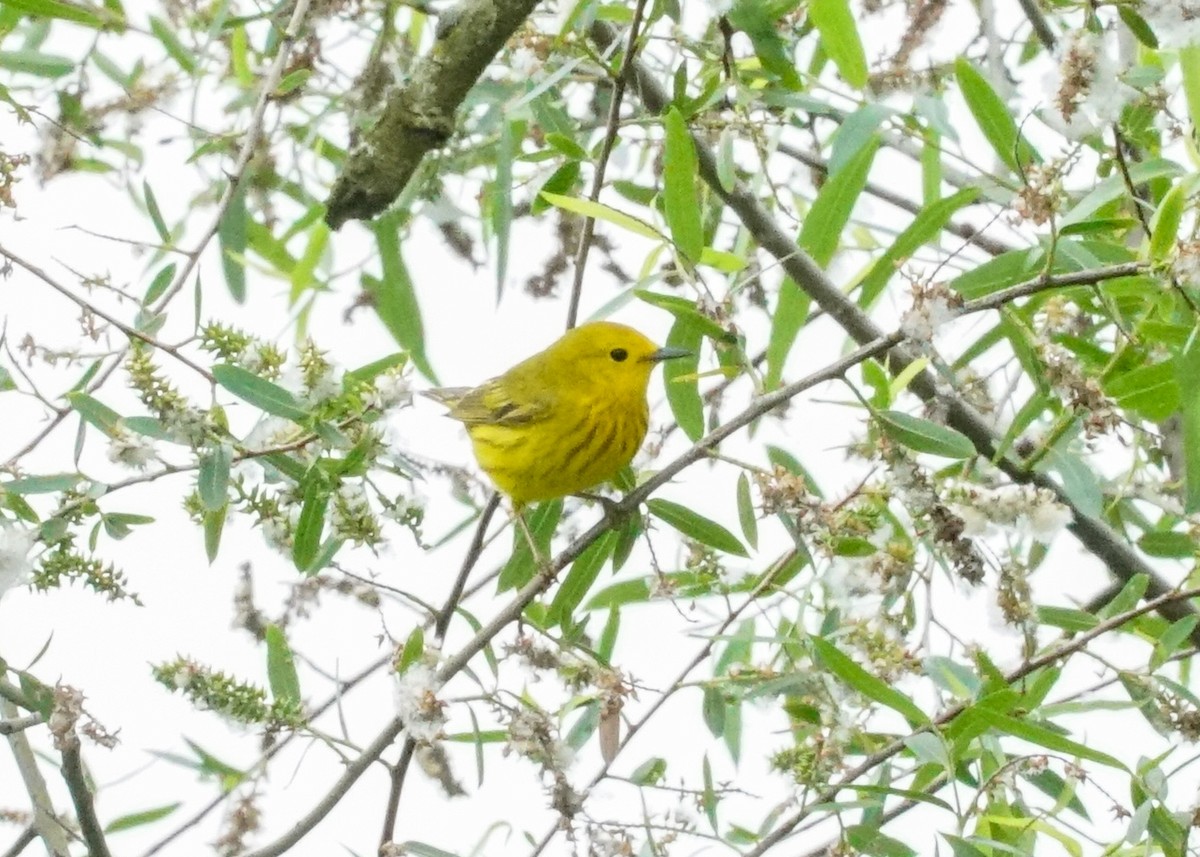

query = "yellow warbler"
[[427, 321, 689, 506]]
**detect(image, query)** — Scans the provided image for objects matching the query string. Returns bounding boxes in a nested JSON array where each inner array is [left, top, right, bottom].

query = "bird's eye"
[[610, 348, 629, 362]]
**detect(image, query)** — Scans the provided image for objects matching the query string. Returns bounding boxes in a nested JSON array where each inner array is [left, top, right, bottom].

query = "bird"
[[425, 321, 690, 507]]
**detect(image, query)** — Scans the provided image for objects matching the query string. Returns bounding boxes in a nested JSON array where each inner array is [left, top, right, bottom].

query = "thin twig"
[[0, 243, 214, 383], [0, 825, 37, 857], [434, 492, 502, 643], [0, 713, 43, 735], [564, 0, 650, 330]]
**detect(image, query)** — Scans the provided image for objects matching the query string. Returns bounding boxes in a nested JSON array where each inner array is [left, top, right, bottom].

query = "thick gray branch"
[[325, 0, 541, 228], [587, 21, 1200, 641]]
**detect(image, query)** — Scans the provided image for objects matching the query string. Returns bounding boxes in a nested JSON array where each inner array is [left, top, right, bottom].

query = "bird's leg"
[[513, 507, 549, 570], [576, 492, 630, 528]]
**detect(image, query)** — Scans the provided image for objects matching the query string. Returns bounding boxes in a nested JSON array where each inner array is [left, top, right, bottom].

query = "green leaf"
[[143, 263, 176, 305], [630, 757, 666, 785], [2, 0, 112, 28], [1061, 158, 1183, 228], [955, 58, 1038, 173], [812, 636, 929, 727], [0, 50, 76, 77], [218, 182, 247, 303], [735, 473, 758, 550], [149, 16, 196, 73], [663, 316, 704, 442], [647, 499, 748, 557], [213, 364, 308, 421], [1104, 361, 1179, 421], [539, 191, 664, 241], [203, 505, 225, 564], [876, 410, 976, 459], [3, 473, 81, 494], [292, 479, 328, 573], [726, 1, 802, 90], [104, 802, 181, 833], [492, 120, 516, 297], [396, 627, 425, 673], [143, 180, 170, 243], [197, 444, 232, 512], [808, 0, 868, 87], [858, 188, 979, 307], [1149, 180, 1186, 262], [367, 215, 436, 382], [265, 624, 302, 705], [67, 391, 121, 434], [702, 686, 725, 737], [662, 106, 704, 263], [548, 531, 617, 627], [798, 139, 877, 267], [1176, 329, 1200, 513], [1182, 46, 1200, 144], [1138, 530, 1195, 559], [973, 708, 1125, 769], [765, 277, 810, 389], [531, 161, 581, 215]]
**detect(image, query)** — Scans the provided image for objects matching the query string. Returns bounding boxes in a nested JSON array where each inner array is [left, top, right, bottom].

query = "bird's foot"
[[577, 492, 631, 528]]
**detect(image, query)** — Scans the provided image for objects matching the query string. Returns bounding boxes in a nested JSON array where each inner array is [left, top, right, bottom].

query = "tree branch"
[[59, 742, 112, 857], [2, 698, 69, 857], [324, 0, 541, 228]]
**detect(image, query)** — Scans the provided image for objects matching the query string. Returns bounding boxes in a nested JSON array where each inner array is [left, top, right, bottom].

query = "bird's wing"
[[431, 378, 553, 426]]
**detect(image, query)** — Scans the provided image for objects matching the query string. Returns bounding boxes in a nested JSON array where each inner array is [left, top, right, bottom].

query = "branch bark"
[[325, 0, 542, 229]]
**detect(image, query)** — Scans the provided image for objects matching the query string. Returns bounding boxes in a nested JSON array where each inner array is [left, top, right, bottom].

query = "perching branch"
[[324, 0, 542, 228], [589, 18, 1200, 646], [59, 742, 112, 857]]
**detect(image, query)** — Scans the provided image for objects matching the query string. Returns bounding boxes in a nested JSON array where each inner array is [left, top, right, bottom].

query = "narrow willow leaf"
[[143, 263, 176, 305], [104, 802, 181, 833], [973, 708, 1125, 769], [369, 215, 436, 381], [663, 317, 704, 442], [765, 278, 810, 390], [0, 50, 76, 77], [798, 139, 877, 267], [1148, 180, 1185, 262], [203, 505, 225, 564], [876, 410, 976, 459], [1182, 46, 1200, 138], [662, 106, 703, 262], [212, 364, 308, 421], [67, 392, 121, 433], [736, 473, 758, 550], [702, 686, 725, 737], [148, 16, 196, 73], [143, 180, 170, 243], [539, 191, 664, 241], [1104, 360, 1180, 421], [858, 188, 979, 307], [292, 479, 328, 572], [1176, 330, 1200, 513], [3, 0, 110, 28], [808, 0, 868, 87], [197, 444, 232, 512], [4, 474, 82, 494], [265, 624, 302, 705], [492, 120, 516, 297], [218, 182, 247, 302], [548, 531, 617, 627], [397, 626, 425, 673], [812, 636, 929, 726], [955, 58, 1038, 172], [647, 499, 748, 557], [289, 220, 329, 302]]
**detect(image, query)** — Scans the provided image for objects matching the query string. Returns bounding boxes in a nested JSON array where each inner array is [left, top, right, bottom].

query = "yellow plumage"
[[426, 322, 688, 506]]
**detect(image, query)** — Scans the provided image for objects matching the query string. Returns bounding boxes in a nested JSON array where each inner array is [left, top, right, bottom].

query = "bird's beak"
[[645, 346, 692, 362]]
